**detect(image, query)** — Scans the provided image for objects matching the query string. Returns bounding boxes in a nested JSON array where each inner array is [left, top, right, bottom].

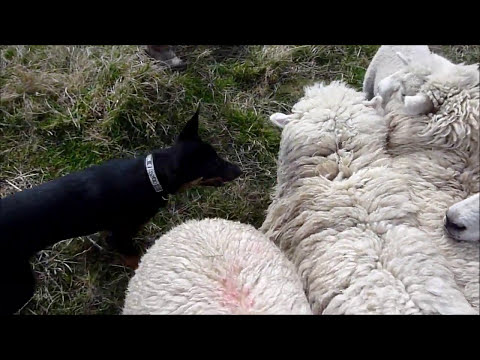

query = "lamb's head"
[[382, 51, 479, 154], [378, 51, 457, 115], [378, 70, 433, 116], [445, 193, 480, 242]]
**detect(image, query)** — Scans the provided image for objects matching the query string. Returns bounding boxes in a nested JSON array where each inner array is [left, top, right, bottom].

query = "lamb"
[[261, 49, 479, 314], [362, 45, 431, 101], [123, 218, 312, 315]]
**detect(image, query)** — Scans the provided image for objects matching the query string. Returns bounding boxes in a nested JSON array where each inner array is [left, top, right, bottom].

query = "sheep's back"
[[123, 218, 312, 315]]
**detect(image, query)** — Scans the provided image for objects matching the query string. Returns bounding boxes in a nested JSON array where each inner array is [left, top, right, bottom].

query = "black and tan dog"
[[0, 107, 242, 314]]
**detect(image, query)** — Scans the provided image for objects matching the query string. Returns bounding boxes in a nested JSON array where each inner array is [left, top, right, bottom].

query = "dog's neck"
[[148, 149, 182, 195], [145, 154, 163, 193]]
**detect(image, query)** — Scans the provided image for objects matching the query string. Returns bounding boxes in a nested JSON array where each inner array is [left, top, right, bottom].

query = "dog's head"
[[167, 107, 242, 192]]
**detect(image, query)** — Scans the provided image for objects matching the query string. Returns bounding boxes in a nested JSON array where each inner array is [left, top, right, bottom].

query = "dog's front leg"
[[2, 259, 36, 315], [105, 226, 142, 270]]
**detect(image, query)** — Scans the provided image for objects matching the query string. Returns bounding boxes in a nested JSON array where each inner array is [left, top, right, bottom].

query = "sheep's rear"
[[123, 218, 312, 315]]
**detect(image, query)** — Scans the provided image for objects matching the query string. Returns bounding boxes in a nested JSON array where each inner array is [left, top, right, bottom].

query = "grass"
[[0, 45, 478, 315]]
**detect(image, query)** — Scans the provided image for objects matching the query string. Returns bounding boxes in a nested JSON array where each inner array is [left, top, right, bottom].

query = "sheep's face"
[[380, 51, 479, 116], [381, 52, 479, 154], [445, 193, 480, 242], [378, 67, 433, 116]]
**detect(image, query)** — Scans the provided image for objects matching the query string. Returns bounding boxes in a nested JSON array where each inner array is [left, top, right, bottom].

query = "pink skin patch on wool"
[[219, 263, 255, 312]]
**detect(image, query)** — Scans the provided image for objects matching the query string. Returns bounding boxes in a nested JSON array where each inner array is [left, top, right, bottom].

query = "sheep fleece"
[[123, 218, 312, 314], [261, 80, 479, 315]]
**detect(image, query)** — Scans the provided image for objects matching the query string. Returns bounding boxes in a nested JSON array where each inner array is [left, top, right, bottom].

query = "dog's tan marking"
[[179, 177, 204, 192], [122, 255, 141, 270], [199, 177, 224, 186]]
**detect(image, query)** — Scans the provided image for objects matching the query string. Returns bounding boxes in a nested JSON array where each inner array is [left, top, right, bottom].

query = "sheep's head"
[[377, 51, 447, 116], [378, 70, 434, 116], [380, 51, 479, 113], [382, 51, 479, 154]]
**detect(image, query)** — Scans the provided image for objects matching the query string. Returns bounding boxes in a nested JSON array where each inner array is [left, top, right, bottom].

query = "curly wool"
[[261, 79, 479, 314], [123, 218, 312, 315]]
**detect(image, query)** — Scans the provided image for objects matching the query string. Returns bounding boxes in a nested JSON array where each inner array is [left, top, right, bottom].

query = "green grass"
[[1, 45, 478, 314]]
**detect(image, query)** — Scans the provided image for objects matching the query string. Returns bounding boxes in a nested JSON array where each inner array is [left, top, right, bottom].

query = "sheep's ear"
[[396, 52, 411, 66], [178, 108, 200, 141], [363, 95, 384, 114], [404, 94, 434, 115], [270, 113, 293, 129], [377, 76, 400, 102]]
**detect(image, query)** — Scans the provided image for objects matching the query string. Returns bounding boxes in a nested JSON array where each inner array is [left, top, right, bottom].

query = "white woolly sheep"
[[375, 47, 479, 233], [371, 48, 479, 311], [364, 47, 479, 242], [123, 218, 312, 315], [262, 56, 478, 315]]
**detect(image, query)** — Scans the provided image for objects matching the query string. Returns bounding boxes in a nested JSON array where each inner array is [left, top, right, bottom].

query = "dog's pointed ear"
[[178, 107, 200, 141]]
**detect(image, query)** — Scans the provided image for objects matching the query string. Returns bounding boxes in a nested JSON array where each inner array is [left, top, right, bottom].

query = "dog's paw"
[[121, 255, 141, 270]]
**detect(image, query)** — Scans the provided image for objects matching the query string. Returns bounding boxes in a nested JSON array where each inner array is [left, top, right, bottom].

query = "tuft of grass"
[[1, 45, 478, 314]]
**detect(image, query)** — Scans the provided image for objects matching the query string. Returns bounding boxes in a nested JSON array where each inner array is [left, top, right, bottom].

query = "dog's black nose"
[[225, 164, 242, 181], [233, 165, 243, 179]]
